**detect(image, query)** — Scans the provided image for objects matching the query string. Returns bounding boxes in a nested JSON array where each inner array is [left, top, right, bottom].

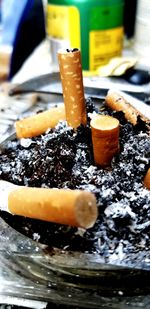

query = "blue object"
[[1, 0, 46, 79], [1, 0, 32, 45], [9, 0, 46, 79]]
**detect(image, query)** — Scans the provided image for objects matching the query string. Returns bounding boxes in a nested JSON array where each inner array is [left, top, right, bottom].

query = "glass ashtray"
[[0, 213, 150, 309], [0, 95, 150, 309]]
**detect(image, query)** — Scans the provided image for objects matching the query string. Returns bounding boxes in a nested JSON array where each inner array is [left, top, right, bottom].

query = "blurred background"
[[0, 0, 149, 82]]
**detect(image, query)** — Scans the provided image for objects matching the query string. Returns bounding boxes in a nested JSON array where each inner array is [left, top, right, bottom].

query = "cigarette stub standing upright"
[[91, 115, 120, 167], [58, 48, 87, 128], [47, 0, 124, 72]]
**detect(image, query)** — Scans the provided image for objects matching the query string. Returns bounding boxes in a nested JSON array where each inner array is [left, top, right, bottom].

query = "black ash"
[[0, 98, 150, 262], [66, 48, 79, 53]]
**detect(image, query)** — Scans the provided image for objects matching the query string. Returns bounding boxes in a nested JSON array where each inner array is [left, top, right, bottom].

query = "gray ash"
[[0, 98, 150, 262]]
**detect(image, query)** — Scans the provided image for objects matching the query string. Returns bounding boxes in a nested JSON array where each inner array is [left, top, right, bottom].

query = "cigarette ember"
[[58, 48, 87, 128]]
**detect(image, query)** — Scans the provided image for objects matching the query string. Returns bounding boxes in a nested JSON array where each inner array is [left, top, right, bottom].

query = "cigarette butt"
[[91, 115, 120, 167], [105, 90, 138, 125], [8, 187, 98, 229], [15, 105, 66, 138], [58, 48, 87, 128], [143, 168, 150, 190]]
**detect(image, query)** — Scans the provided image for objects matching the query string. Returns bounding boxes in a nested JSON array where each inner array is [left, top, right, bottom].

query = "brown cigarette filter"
[[58, 49, 87, 128], [143, 168, 150, 190], [15, 105, 66, 138], [8, 187, 98, 229], [105, 90, 138, 125], [91, 115, 120, 167]]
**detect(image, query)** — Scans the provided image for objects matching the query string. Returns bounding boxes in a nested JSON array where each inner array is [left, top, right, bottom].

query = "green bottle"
[[47, 0, 124, 72]]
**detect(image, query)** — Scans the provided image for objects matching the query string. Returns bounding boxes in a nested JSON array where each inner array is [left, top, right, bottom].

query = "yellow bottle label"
[[89, 27, 123, 71], [47, 4, 80, 48]]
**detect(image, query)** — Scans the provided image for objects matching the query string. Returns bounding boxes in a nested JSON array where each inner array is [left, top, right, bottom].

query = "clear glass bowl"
[[0, 81, 150, 308], [0, 215, 150, 309]]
